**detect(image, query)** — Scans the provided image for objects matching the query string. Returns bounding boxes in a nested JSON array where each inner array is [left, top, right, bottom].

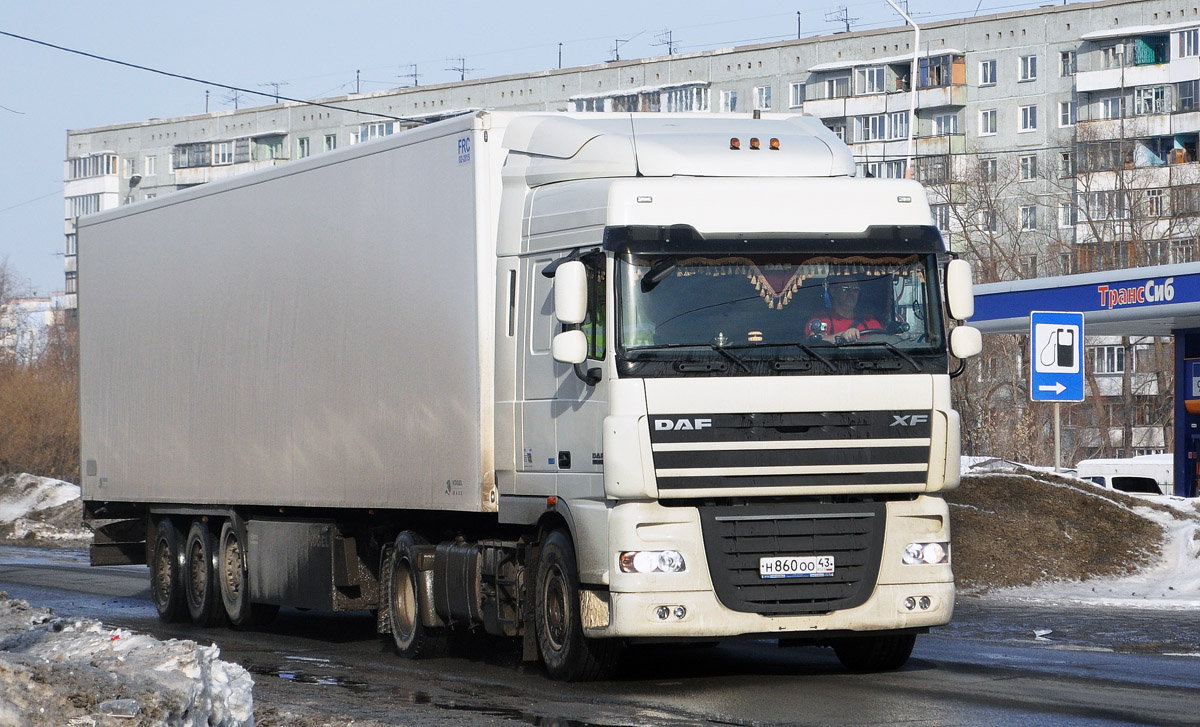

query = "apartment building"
[[62, 0, 1197, 458]]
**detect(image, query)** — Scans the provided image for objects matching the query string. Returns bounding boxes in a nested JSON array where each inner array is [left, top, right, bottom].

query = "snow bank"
[[0, 595, 254, 726], [0, 474, 79, 523]]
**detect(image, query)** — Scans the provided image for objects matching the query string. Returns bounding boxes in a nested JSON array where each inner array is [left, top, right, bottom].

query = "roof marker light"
[[730, 137, 741, 150], [749, 137, 761, 150], [770, 138, 781, 150]]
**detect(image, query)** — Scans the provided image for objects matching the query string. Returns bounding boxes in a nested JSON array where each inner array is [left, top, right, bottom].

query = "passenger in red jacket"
[[806, 275, 883, 344]]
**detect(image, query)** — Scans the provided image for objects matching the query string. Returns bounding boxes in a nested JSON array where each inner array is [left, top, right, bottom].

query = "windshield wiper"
[[709, 344, 750, 372], [841, 340, 921, 371]]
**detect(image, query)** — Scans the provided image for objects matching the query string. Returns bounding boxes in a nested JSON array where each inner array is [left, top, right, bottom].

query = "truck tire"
[[218, 517, 279, 628], [534, 529, 620, 681], [832, 633, 916, 672], [150, 518, 187, 623], [184, 520, 227, 627], [387, 532, 440, 658]]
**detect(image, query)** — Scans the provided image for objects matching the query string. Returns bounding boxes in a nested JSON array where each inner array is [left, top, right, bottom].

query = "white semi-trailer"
[[78, 112, 981, 680]]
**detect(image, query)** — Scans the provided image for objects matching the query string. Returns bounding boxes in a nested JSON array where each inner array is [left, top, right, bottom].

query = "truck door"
[[517, 252, 607, 498]]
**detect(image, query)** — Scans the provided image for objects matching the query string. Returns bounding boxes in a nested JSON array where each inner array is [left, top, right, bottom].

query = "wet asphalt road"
[[2, 546, 1199, 726]]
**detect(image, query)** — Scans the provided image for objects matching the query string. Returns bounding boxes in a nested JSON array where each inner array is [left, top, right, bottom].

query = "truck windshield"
[[615, 251, 947, 377]]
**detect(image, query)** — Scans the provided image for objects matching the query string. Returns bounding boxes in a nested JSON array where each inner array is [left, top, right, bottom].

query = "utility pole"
[[445, 58, 476, 81], [399, 64, 421, 87], [205, 89, 209, 113], [356, 70, 361, 95], [797, 11, 802, 39]]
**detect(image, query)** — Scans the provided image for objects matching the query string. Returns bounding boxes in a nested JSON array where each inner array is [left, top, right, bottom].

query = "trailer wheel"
[[150, 518, 187, 623], [832, 634, 916, 672], [534, 529, 620, 681], [218, 517, 278, 628], [387, 532, 439, 658], [184, 520, 227, 627]]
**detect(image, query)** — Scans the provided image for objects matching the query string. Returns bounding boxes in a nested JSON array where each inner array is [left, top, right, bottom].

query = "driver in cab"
[[806, 275, 883, 344]]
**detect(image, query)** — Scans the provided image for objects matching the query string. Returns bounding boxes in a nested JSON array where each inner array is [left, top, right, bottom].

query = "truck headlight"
[[902, 542, 949, 565], [619, 550, 686, 573]]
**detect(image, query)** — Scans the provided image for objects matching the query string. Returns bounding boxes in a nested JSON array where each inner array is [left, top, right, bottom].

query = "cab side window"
[[582, 253, 606, 360]]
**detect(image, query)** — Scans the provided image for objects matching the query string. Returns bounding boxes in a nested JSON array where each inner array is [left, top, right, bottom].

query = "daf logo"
[[655, 418, 713, 431], [890, 414, 929, 427]]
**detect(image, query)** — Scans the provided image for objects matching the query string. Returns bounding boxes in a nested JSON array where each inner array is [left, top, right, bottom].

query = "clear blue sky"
[[0, 0, 1064, 296]]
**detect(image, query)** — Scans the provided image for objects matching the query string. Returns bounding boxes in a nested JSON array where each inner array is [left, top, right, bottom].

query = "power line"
[[0, 29, 420, 123], [0, 189, 61, 215]]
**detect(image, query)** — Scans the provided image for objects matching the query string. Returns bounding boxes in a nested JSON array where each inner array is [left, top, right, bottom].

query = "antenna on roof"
[[654, 29, 678, 56], [445, 58, 476, 81], [825, 6, 860, 33], [259, 81, 289, 103], [399, 64, 422, 88]]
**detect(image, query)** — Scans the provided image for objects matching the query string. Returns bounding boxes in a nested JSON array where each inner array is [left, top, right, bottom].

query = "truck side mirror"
[[552, 329, 588, 364], [554, 260, 588, 325], [945, 259, 974, 321], [949, 325, 982, 359]]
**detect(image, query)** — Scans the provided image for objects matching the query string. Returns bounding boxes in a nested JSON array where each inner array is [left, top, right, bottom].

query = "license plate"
[[759, 555, 835, 579]]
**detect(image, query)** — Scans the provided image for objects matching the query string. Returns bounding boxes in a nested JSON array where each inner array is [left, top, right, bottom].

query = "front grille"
[[699, 502, 886, 615], [650, 411, 932, 495]]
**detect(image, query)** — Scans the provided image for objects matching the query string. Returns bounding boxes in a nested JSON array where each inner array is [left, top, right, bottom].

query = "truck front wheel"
[[150, 518, 186, 623], [534, 529, 620, 681], [832, 634, 916, 672], [184, 520, 227, 627], [387, 532, 440, 658]]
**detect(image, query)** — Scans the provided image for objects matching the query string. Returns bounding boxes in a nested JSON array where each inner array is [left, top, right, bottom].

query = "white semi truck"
[[78, 112, 981, 681]]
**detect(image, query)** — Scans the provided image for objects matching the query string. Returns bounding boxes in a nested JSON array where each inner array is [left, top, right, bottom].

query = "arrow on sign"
[[1037, 382, 1067, 395]]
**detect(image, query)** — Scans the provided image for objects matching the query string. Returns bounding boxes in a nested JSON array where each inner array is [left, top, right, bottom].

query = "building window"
[[1060, 50, 1077, 76], [720, 90, 737, 112], [1019, 105, 1038, 132], [888, 111, 909, 140], [1059, 100, 1077, 127], [67, 193, 102, 218], [789, 82, 804, 108], [297, 137, 310, 159], [934, 113, 958, 136], [1020, 204, 1037, 230], [931, 203, 951, 232], [920, 55, 953, 88], [855, 66, 885, 95], [1145, 188, 1167, 217], [981, 158, 998, 182], [979, 108, 997, 136], [67, 153, 119, 180], [1022, 254, 1038, 277], [213, 141, 233, 165], [980, 209, 999, 233], [1019, 55, 1037, 81], [662, 85, 710, 112], [826, 122, 846, 141], [1019, 154, 1038, 180], [1092, 345, 1125, 374], [1059, 151, 1074, 178], [979, 59, 997, 86], [1180, 80, 1199, 111], [144, 156, 157, 176], [1101, 96, 1126, 119], [65, 234, 77, 256], [1059, 202, 1078, 228], [1101, 44, 1126, 69], [1134, 86, 1168, 115], [753, 85, 772, 111], [854, 114, 886, 142], [884, 159, 907, 179], [824, 76, 850, 99], [1171, 237, 1197, 263], [324, 134, 337, 152], [1181, 29, 1199, 58], [125, 157, 136, 179]]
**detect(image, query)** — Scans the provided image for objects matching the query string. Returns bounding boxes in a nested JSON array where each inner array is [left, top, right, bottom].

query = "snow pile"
[[0, 594, 254, 727], [0, 474, 90, 544]]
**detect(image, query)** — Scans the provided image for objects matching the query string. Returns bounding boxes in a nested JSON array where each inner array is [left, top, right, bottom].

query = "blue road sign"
[[1030, 311, 1084, 402]]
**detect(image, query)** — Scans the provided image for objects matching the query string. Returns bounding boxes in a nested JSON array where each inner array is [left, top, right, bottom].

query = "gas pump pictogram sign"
[[1030, 311, 1085, 402]]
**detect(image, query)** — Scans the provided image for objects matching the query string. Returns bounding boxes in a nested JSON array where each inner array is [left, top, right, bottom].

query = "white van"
[[1074, 454, 1173, 496]]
